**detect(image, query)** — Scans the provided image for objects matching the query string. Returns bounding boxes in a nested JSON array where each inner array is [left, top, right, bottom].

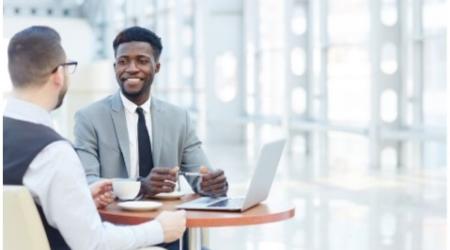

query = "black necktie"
[[136, 107, 153, 177]]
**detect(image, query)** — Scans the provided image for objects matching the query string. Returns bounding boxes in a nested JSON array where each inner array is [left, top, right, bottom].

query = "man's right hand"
[[90, 179, 115, 209], [156, 210, 186, 243], [140, 166, 179, 196]]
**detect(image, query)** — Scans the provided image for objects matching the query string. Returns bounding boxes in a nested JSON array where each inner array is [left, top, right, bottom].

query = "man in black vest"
[[3, 25, 186, 250]]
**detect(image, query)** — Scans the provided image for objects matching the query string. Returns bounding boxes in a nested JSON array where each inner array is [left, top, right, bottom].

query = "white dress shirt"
[[120, 93, 153, 179], [4, 97, 164, 250]]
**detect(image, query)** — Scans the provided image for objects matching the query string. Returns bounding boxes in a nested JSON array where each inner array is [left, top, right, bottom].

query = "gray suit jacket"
[[74, 91, 210, 192]]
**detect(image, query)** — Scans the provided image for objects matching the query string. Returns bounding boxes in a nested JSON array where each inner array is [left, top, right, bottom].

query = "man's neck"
[[13, 88, 54, 111], [124, 91, 151, 106]]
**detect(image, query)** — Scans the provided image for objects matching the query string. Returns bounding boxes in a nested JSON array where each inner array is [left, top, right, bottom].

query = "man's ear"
[[50, 66, 64, 88], [155, 62, 161, 73]]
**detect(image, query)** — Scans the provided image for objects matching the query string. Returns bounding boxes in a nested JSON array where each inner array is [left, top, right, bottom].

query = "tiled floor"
[[198, 143, 447, 250]]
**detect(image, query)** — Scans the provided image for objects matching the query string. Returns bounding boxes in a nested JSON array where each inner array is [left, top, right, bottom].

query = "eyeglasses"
[[51, 61, 78, 74]]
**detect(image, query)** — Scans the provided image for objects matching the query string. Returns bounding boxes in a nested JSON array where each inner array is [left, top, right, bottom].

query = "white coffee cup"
[[112, 179, 141, 200]]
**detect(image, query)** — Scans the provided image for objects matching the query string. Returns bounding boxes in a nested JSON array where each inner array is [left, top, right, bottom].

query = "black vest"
[[3, 117, 70, 250]]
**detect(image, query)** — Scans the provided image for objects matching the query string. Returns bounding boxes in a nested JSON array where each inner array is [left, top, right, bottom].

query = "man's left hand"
[[199, 167, 228, 197]]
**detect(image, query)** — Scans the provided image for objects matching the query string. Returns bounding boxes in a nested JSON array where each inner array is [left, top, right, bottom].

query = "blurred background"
[[2, 0, 447, 249]]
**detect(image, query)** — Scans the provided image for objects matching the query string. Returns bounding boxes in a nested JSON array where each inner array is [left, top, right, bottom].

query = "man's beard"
[[54, 80, 68, 110], [120, 79, 152, 100]]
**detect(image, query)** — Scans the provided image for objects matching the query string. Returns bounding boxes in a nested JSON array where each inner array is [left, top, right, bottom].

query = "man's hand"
[[140, 166, 179, 196], [199, 166, 228, 197], [90, 179, 115, 209], [156, 210, 186, 243]]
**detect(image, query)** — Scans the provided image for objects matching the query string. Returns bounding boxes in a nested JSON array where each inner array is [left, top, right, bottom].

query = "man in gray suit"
[[74, 26, 228, 199]]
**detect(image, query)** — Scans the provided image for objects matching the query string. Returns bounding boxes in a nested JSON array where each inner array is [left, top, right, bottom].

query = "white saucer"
[[154, 191, 185, 200], [117, 201, 162, 211]]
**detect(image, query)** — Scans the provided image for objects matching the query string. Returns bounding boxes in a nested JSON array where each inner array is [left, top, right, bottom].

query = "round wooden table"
[[99, 194, 295, 250]]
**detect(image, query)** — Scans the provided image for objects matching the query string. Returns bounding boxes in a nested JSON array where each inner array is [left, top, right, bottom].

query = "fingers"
[[150, 173, 177, 183], [201, 178, 226, 193], [152, 167, 177, 176], [149, 176, 176, 189], [200, 169, 228, 196], [150, 181, 176, 193], [202, 169, 224, 181], [202, 180, 226, 191], [100, 182, 113, 193], [201, 169, 225, 187], [169, 166, 180, 174], [151, 186, 175, 194], [91, 180, 112, 196], [171, 210, 186, 221], [150, 167, 177, 182], [91, 179, 115, 208], [199, 166, 209, 174], [156, 210, 187, 243], [95, 192, 115, 208], [90, 179, 113, 196], [201, 173, 225, 186], [141, 167, 180, 195], [97, 179, 113, 186], [202, 181, 228, 196]]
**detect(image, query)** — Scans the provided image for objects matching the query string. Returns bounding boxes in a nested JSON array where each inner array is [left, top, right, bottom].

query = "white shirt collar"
[[3, 96, 54, 128], [120, 92, 151, 115]]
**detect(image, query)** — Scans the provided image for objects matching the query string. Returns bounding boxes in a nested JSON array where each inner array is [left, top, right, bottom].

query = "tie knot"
[[136, 107, 144, 116]]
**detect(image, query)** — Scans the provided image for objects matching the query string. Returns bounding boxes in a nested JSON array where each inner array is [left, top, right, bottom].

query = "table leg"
[[201, 228, 209, 248], [188, 228, 210, 250], [188, 228, 202, 250]]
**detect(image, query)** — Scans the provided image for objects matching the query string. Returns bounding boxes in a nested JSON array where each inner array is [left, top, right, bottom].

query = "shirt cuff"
[[195, 179, 209, 196], [138, 220, 165, 246]]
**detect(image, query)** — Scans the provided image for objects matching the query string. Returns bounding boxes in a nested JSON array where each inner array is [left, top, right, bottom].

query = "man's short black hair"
[[8, 26, 65, 88], [112, 26, 163, 60]]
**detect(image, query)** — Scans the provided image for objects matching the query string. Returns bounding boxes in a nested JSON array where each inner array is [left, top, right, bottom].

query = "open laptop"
[[176, 139, 285, 212]]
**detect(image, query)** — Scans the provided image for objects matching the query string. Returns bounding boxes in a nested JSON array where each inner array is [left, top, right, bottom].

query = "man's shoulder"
[[76, 94, 115, 116], [153, 98, 187, 115]]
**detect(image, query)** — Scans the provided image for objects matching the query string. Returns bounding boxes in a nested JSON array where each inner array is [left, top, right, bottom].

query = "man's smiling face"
[[114, 41, 160, 105]]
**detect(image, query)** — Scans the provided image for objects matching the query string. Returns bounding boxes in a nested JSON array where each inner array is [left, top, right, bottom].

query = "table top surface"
[[99, 194, 295, 228]]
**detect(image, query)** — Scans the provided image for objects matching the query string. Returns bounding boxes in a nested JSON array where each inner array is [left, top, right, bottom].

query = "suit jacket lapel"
[[111, 92, 131, 175], [151, 98, 163, 166]]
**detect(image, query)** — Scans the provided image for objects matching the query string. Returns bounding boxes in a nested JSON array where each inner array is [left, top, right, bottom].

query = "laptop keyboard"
[[208, 198, 244, 208], [189, 197, 225, 205]]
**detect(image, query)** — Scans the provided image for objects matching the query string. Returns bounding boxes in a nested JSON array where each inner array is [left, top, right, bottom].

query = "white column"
[[200, 0, 245, 144]]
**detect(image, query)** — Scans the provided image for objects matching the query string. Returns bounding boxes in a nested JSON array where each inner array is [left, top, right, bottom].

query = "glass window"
[[327, 47, 370, 123], [291, 5, 307, 35], [380, 43, 398, 75], [214, 51, 238, 102], [381, 0, 398, 26], [380, 89, 398, 123]]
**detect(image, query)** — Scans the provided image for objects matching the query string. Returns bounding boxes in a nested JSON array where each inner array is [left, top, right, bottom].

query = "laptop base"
[[177, 197, 245, 211]]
